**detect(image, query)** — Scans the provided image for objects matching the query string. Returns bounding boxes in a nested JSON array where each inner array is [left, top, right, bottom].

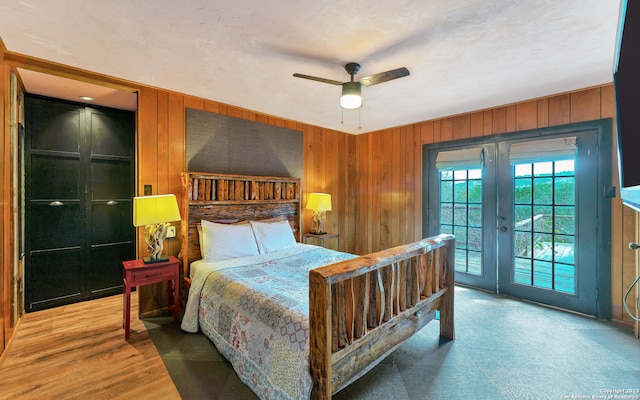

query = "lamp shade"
[[340, 81, 362, 109], [306, 193, 332, 212], [133, 194, 181, 227]]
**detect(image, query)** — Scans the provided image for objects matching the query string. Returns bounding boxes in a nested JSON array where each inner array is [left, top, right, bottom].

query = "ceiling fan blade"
[[293, 73, 343, 86], [358, 67, 410, 87]]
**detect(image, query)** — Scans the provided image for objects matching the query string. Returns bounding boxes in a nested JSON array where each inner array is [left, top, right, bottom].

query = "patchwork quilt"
[[181, 244, 356, 400]]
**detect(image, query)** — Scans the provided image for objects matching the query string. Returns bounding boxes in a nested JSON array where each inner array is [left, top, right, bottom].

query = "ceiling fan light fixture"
[[340, 81, 362, 109]]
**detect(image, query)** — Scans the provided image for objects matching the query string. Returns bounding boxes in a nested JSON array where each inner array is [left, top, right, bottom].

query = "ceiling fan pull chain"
[[341, 107, 344, 124], [358, 107, 362, 129]]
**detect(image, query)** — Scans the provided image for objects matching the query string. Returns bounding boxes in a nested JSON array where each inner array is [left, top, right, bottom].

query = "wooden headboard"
[[179, 172, 301, 282]]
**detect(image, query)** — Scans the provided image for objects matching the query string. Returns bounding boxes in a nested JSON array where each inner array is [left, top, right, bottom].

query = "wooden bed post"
[[439, 236, 455, 340], [309, 270, 332, 400]]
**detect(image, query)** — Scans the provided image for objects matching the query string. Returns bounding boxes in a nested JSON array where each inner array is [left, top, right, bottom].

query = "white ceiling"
[[0, 0, 623, 134], [16, 68, 138, 111]]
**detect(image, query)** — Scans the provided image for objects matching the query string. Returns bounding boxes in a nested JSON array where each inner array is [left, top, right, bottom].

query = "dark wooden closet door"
[[86, 107, 134, 298], [25, 95, 134, 311], [26, 98, 85, 310]]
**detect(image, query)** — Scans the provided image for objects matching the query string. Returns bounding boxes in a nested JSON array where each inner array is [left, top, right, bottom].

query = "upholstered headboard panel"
[[186, 108, 303, 178]]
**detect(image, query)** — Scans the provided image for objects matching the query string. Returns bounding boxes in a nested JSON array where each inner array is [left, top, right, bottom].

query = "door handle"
[[106, 200, 118, 206], [49, 201, 63, 206], [629, 242, 640, 250], [497, 226, 507, 232]]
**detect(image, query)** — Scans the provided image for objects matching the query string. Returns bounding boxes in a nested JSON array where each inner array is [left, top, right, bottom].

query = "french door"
[[425, 121, 612, 316]]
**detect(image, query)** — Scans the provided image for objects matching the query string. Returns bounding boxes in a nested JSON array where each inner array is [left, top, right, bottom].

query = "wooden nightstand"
[[122, 256, 179, 340], [303, 233, 340, 250]]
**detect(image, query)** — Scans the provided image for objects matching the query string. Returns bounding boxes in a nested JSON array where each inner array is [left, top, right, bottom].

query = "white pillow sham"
[[200, 219, 260, 262], [196, 220, 239, 258], [249, 220, 297, 254]]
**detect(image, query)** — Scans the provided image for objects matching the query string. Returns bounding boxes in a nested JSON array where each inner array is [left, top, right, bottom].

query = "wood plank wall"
[[354, 85, 636, 325], [1, 37, 7, 354], [136, 88, 187, 314]]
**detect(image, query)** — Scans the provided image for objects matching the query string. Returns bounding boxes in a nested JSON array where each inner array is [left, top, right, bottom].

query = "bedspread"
[[181, 244, 356, 400]]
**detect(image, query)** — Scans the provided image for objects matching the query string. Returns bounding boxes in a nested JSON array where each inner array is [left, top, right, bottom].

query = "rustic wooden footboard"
[[309, 234, 455, 399]]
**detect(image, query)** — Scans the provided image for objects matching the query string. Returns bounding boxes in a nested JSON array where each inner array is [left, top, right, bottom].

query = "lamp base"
[[143, 223, 170, 264], [143, 255, 169, 264], [311, 210, 327, 237]]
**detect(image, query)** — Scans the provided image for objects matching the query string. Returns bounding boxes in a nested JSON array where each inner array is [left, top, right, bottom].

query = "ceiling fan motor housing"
[[345, 62, 361, 77]]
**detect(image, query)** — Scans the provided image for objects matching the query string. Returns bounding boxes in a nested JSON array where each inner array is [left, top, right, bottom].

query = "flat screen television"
[[614, 0, 640, 211]]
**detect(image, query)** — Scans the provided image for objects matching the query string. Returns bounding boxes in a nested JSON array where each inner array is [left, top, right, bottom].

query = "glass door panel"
[[427, 143, 496, 292], [440, 169, 483, 275], [512, 160, 576, 294]]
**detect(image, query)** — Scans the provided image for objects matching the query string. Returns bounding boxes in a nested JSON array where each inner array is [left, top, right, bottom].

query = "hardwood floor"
[[0, 292, 180, 400]]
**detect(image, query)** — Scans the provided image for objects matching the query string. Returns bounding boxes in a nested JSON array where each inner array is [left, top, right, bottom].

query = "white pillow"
[[249, 220, 297, 254], [200, 219, 260, 261], [197, 220, 240, 258]]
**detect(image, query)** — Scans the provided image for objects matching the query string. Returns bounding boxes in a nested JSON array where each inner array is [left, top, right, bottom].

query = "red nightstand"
[[122, 256, 179, 340]]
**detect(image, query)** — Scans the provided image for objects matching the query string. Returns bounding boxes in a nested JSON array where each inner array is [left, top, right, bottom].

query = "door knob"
[[498, 226, 507, 232], [629, 242, 640, 250]]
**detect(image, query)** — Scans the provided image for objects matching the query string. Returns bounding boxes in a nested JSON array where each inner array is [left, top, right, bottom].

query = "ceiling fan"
[[293, 63, 410, 109]]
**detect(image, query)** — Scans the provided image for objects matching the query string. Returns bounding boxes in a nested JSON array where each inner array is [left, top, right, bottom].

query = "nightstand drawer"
[[130, 264, 176, 285]]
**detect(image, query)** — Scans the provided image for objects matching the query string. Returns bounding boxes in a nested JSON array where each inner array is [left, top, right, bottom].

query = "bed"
[[179, 172, 455, 400]]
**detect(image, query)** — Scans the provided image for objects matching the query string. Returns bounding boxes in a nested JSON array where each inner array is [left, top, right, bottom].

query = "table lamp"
[[306, 193, 332, 235], [133, 194, 181, 263]]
